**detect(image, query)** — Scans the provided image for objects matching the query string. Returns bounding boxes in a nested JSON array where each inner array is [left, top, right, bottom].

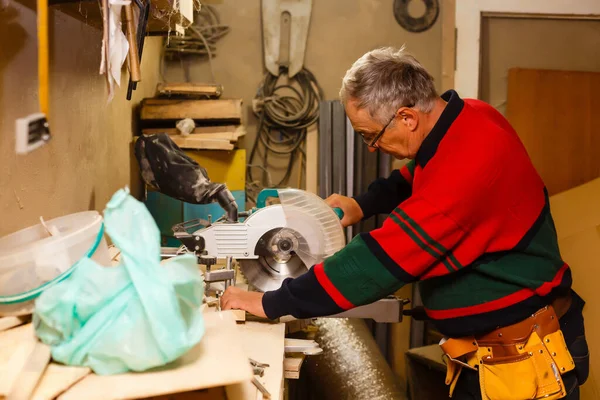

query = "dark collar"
[[415, 90, 464, 168]]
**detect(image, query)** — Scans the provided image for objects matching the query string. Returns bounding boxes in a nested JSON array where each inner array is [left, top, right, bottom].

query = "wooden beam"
[[168, 136, 234, 151], [140, 99, 243, 122], [441, 0, 456, 92], [283, 355, 305, 380], [157, 83, 224, 98], [142, 125, 246, 141]]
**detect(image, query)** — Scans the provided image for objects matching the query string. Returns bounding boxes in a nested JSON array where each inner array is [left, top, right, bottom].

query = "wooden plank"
[[441, 0, 456, 92], [549, 178, 600, 399], [142, 125, 246, 140], [59, 312, 253, 400], [140, 99, 243, 122], [0, 316, 29, 332], [143, 131, 237, 142], [31, 364, 91, 400], [234, 321, 285, 400], [143, 387, 227, 400], [553, 227, 600, 400], [8, 342, 52, 400], [230, 310, 246, 323], [283, 355, 304, 380], [505, 68, 600, 195], [0, 324, 38, 397], [157, 83, 223, 98], [169, 136, 234, 151]]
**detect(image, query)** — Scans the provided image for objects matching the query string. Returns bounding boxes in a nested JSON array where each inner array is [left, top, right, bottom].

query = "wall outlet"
[[15, 113, 51, 155]]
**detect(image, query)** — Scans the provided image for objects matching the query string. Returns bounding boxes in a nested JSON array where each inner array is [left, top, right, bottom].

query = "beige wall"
[[162, 0, 442, 387], [1, 0, 441, 387], [163, 0, 442, 186], [0, 4, 162, 237], [480, 17, 600, 114]]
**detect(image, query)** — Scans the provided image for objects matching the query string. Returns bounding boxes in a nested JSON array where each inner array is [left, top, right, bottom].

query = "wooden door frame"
[[447, 0, 600, 99]]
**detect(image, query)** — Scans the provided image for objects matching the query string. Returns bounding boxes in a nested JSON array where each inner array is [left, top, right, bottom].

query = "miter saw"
[[168, 188, 409, 323]]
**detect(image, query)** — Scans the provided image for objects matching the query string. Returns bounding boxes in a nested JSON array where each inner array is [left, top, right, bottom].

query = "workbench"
[[0, 309, 287, 400]]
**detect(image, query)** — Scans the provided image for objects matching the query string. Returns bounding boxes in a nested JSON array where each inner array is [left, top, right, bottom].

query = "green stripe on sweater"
[[396, 208, 463, 270], [390, 212, 455, 273], [323, 235, 405, 306], [420, 212, 564, 310]]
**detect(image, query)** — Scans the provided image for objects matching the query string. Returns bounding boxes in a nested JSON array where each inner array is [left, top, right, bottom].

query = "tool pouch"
[[441, 338, 478, 397], [442, 306, 576, 400], [476, 330, 575, 400]]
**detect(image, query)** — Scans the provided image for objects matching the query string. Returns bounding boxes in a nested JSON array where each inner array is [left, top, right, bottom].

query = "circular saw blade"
[[239, 228, 310, 292]]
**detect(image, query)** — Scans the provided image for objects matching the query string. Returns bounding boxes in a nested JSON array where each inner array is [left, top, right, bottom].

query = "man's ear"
[[398, 107, 418, 132]]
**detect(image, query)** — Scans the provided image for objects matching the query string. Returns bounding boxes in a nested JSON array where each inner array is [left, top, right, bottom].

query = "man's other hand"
[[220, 286, 267, 318], [325, 194, 364, 227]]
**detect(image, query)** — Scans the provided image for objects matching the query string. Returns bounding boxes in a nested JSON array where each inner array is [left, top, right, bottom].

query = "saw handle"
[[333, 207, 344, 220], [256, 188, 279, 209]]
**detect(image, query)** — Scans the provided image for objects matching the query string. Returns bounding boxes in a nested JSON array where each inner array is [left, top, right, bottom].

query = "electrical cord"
[[247, 68, 323, 197], [160, 5, 230, 83]]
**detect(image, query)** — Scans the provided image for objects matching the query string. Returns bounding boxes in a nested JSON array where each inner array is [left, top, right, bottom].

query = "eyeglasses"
[[358, 104, 413, 148], [363, 113, 396, 147]]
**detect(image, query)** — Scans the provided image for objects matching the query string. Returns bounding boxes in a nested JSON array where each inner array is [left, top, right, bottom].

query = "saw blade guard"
[[276, 188, 346, 267]]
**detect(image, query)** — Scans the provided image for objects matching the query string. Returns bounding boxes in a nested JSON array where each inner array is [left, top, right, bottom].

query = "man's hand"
[[220, 286, 268, 318], [325, 194, 364, 228]]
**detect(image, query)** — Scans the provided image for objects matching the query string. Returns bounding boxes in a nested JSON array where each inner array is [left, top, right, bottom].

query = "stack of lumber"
[[140, 83, 244, 151], [0, 311, 257, 400]]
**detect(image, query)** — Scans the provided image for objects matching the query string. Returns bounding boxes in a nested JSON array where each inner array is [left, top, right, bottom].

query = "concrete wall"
[[0, 3, 162, 237]]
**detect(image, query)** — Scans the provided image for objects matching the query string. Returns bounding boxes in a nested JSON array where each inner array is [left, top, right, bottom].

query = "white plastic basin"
[[0, 211, 110, 316]]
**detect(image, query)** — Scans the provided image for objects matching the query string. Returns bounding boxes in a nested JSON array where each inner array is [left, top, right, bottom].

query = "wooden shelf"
[[15, 0, 190, 34]]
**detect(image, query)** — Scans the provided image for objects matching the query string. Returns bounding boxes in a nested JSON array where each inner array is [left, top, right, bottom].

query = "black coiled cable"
[[247, 68, 323, 196]]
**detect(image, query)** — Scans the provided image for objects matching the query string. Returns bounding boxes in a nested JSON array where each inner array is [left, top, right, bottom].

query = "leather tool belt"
[[441, 297, 575, 400]]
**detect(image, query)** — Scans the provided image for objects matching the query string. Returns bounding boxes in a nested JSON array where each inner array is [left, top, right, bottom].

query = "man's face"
[[344, 98, 418, 160]]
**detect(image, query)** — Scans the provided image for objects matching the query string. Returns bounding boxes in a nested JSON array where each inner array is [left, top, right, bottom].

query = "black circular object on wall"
[[394, 0, 440, 33]]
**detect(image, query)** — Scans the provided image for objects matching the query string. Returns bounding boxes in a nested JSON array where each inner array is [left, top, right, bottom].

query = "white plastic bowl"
[[0, 211, 110, 316]]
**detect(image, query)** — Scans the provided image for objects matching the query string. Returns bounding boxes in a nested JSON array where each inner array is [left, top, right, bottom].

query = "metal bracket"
[[205, 269, 235, 283], [261, 0, 312, 77], [328, 297, 409, 323], [277, 297, 410, 324]]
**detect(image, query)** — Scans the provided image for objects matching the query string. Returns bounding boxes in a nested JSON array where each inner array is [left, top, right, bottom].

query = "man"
[[222, 47, 589, 399]]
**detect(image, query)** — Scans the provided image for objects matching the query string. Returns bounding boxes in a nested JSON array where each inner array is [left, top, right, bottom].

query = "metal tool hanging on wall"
[[261, 0, 312, 77], [126, 0, 151, 100]]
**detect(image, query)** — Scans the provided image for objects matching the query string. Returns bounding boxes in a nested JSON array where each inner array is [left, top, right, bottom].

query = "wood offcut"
[[140, 99, 243, 122], [157, 83, 224, 98]]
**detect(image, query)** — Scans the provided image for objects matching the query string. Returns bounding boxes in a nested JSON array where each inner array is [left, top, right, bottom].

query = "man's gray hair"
[[339, 45, 437, 123]]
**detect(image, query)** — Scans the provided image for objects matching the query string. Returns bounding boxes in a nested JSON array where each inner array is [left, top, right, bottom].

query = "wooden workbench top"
[[0, 310, 286, 400]]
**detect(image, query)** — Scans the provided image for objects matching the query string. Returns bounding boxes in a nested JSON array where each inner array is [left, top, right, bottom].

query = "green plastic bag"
[[33, 188, 205, 375]]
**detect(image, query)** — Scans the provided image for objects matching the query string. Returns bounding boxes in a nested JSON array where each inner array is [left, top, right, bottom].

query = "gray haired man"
[[223, 47, 589, 399]]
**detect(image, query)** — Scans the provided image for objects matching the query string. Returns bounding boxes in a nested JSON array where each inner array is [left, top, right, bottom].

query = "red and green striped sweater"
[[262, 90, 572, 337]]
